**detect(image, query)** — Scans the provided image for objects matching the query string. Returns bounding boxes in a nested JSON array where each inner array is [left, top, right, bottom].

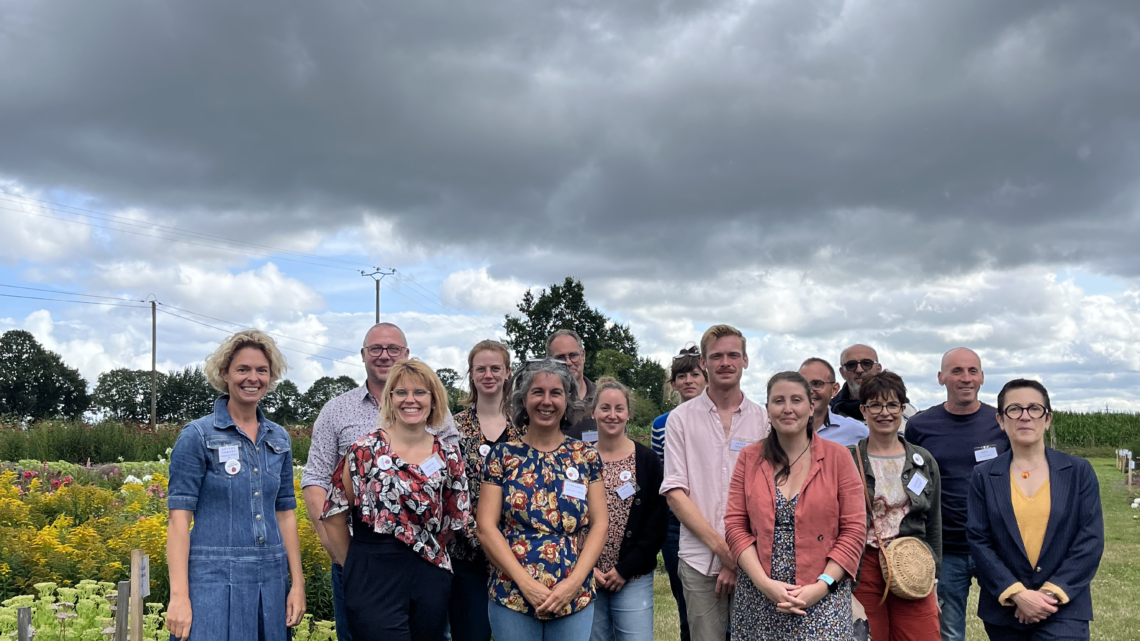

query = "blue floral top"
[[483, 438, 603, 619]]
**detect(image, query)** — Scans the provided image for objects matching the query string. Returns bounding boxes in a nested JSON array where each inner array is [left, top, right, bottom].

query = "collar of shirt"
[[210, 396, 278, 443]]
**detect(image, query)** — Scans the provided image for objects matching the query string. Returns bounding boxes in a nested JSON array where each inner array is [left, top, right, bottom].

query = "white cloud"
[[440, 267, 533, 315]]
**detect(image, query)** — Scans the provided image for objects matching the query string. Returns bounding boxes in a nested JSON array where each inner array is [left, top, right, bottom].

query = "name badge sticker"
[[218, 445, 240, 462], [616, 482, 636, 500], [974, 446, 999, 463], [479, 444, 491, 457], [562, 480, 588, 500], [907, 472, 928, 495], [419, 454, 443, 478], [730, 439, 753, 452], [582, 431, 599, 443]]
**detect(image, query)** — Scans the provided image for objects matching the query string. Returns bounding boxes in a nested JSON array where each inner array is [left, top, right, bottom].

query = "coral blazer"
[[725, 433, 866, 586]]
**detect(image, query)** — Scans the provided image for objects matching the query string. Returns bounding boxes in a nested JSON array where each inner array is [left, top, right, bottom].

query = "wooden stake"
[[16, 606, 30, 641], [115, 580, 130, 641], [130, 550, 144, 641]]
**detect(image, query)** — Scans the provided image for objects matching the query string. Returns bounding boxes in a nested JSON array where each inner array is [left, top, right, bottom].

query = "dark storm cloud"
[[2, 0, 1139, 278]]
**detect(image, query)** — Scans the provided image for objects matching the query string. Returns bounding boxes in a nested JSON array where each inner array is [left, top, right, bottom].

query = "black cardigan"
[[614, 441, 669, 580]]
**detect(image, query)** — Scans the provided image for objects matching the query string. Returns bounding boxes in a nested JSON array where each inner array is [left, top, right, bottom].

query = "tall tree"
[[503, 277, 638, 381], [435, 367, 466, 415], [302, 375, 360, 421], [262, 379, 304, 426], [158, 366, 216, 423], [92, 368, 155, 422], [0, 330, 89, 422]]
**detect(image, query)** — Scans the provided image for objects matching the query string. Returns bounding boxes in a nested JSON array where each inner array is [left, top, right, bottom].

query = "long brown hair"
[[463, 340, 512, 413], [763, 371, 815, 487]]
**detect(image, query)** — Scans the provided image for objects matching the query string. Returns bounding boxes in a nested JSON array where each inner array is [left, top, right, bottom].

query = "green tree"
[[302, 375, 360, 421], [263, 379, 304, 425], [0, 330, 90, 422], [503, 277, 638, 381], [92, 368, 155, 422], [435, 367, 466, 415], [593, 349, 668, 425], [158, 366, 215, 423]]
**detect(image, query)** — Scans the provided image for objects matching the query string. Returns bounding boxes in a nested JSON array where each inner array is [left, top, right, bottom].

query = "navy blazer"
[[966, 448, 1103, 626]]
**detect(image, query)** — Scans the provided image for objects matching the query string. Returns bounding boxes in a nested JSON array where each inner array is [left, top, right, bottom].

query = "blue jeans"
[[938, 552, 976, 641], [590, 573, 654, 641], [661, 513, 690, 641], [488, 602, 595, 641], [332, 563, 352, 641]]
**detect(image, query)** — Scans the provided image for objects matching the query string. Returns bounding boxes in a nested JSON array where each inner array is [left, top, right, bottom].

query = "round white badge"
[[566, 467, 580, 481], [378, 455, 394, 471], [225, 459, 241, 475], [479, 444, 492, 457], [912, 453, 924, 467], [619, 470, 632, 482]]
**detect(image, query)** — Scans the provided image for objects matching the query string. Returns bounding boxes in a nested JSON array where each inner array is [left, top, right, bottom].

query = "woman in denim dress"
[[166, 330, 307, 640]]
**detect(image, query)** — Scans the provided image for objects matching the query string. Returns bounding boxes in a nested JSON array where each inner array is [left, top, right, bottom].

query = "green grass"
[[650, 458, 1140, 640]]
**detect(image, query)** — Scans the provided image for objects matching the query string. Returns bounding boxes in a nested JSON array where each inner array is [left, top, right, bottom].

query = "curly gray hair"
[[510, 359, 586, 428]]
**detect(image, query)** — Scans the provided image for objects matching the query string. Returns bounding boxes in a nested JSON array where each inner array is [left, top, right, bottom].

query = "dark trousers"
[[983, 619, 1090, 641], [662, 511, 691, 641], [342, 533, 452, 641], [332, 563, 352, 641], [448, 555, 493, 641]]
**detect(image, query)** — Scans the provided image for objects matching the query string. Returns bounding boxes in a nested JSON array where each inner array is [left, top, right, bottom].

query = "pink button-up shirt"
[[659, 389, 770, 576]]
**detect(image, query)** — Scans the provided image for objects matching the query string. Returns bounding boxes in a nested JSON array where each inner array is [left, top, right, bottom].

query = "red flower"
[[51, 480, 61, 489]]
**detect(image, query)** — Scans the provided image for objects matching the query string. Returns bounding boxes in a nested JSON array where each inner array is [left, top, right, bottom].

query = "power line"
[[0, 293, 150, 309], [0, 283, 141, 302], [156, 307, 364, 368], [154, 301, 359, 355]]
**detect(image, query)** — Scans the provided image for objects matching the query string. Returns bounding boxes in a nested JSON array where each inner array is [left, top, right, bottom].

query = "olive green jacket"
[[848, 435, 943, 578]]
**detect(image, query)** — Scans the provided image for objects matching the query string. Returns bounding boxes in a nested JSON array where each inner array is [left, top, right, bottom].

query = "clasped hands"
[[1011, 590, 1058, 625], [519, 576, 581, 617], [756, 576, 828, 615]]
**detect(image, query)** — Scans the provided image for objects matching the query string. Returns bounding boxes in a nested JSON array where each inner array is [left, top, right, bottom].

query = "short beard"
[[848, 380, 861, 394]]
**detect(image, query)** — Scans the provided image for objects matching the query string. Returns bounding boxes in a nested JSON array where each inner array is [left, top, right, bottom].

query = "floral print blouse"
[[483, 438, 603, 619], [448, 408, 527, 562], [322, 427, 469, 571], [596, 454, 638, 578]]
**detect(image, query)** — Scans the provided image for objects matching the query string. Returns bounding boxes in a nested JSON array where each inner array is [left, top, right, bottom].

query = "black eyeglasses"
[[551, 351, 583, 363], [842, 359, 878, 372], [864, 401, 903, 415], [365, 344, 406, 357], [1003, 404, 1048, 419]]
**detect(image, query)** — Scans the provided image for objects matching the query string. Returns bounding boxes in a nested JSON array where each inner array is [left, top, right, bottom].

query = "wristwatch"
[[818, 573, 839, 593]]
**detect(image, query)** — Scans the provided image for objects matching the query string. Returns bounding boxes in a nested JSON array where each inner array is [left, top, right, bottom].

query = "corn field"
[[1051, 411, 1140, 452]]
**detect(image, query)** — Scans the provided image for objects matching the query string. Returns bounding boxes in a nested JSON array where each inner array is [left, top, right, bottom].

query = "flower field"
[[0, 458, 339, 636]]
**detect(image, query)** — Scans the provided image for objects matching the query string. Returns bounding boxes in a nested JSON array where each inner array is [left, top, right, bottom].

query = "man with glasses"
[[798, 357, 868, 447], [830, 344, 883, 421], [905, 347, 1009, 641], [546, 328, 596, 439], [301, 322, 458, 641]]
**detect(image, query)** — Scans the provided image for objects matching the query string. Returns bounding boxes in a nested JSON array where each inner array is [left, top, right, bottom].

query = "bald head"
[[938, 347, 984, 412], [838, 344, 881, 393]]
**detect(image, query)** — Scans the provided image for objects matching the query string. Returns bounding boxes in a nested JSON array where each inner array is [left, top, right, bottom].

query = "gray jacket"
[[848, 435, 943, 578]]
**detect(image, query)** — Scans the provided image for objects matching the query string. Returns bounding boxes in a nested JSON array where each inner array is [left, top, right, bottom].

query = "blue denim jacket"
[[168, 397, 297, 548]]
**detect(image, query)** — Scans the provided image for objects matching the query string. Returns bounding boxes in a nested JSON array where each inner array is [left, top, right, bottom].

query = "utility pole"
[[361, 268, 396, 323], [150, 299, 157, 429]]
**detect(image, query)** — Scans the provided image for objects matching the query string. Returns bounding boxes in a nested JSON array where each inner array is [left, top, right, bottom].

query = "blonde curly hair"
[[204, 329, 289, 393]]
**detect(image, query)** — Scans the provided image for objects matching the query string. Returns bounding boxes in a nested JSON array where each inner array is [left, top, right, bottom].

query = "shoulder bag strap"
[[855, 447, 892, 605]]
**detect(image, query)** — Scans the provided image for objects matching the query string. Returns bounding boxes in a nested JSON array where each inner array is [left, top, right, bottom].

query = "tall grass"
[[0, 419, 312, 464]]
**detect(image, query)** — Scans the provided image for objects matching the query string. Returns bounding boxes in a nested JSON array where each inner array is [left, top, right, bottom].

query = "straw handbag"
[[855, 451, 937, 603]]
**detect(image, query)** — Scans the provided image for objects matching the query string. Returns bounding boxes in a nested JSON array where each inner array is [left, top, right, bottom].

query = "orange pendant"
[[1021, 471, 1030, 479]]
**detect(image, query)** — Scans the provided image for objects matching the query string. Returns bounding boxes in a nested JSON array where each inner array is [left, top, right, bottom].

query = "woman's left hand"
[[536, 579, 580, 617], [286, 583, 306, 627], [597, 569, 626, 592], [784, 581, 828, 615]]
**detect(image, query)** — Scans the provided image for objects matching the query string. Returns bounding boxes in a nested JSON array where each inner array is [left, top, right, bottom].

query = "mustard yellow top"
[[1011, 476, 1050, 567], [997, 476, 1069, 607]]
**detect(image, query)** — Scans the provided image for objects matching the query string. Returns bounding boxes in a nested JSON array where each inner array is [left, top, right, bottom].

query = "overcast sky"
[[2, 0, 1139, 411]]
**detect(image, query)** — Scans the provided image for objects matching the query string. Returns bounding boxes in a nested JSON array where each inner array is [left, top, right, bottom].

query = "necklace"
[[1014, 459, 1043, 479], [776, 442, 811, 486]]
